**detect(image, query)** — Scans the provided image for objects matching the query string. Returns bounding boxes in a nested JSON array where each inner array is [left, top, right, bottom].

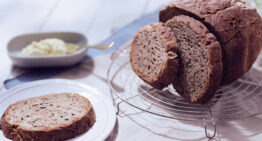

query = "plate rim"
[[0, 79, 117, 141]]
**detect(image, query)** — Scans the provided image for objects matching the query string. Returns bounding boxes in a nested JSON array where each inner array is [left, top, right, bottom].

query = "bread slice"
[[166, 15, 223, 103], [130, 23, 179, 90], [0, 93, 96, 141], [159, 0, 262, 85]]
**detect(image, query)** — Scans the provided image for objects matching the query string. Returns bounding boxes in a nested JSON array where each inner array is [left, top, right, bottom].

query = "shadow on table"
[[119, 102, 262, 141], [4, 56, 94, 89], [106, 118, 119, 141], [113, 83, 262, 141], [55, 56, 95, 80], [213, 116, 262, 141]]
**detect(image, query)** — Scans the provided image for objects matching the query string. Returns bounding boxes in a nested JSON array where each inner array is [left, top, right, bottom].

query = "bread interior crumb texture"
[[6, 94, 88, 130], [132, 26, 167, 81], [168, 22, 210, 100]]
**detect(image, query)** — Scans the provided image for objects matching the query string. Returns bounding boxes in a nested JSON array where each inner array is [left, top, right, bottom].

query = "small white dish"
[[7, 32, 88, 68], [0, 79, 117, 141]]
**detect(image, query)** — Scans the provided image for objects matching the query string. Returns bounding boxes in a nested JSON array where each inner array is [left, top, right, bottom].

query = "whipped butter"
[[21, 38, 78, 56]]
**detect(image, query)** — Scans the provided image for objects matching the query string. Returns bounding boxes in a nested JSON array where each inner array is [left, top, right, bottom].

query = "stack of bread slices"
[[130, 0, 262, 104]]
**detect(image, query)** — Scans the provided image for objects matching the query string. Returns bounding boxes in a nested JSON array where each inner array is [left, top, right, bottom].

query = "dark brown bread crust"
[[168, 15, 223, 103], [0, 93, 96, 141], [159, 0, 262, 85], [130, 23, 179, 90]]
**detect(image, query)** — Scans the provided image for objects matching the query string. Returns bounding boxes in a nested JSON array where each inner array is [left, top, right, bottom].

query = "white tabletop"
[[1, 0, 262, 141], [0, 0, 170, 85]]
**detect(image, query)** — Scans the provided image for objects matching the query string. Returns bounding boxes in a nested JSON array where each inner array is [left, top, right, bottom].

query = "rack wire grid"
[[107, 41, 262, 139]]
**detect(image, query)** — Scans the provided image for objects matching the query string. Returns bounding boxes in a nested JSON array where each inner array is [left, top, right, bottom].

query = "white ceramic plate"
[[0, 79, 116, 141]]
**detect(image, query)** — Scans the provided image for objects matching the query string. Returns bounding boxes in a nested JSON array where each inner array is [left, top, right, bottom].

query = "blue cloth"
[[4, 9, 159, 89]]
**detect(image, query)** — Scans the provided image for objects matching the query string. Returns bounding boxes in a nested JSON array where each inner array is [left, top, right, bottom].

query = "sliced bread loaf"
[[166, 15, 223, 103], [0, 93, 96, 141], [130, 23, 179, 90], [159, 0, 262, 85]]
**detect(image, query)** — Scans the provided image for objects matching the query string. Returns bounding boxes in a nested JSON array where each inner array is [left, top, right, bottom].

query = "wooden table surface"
[[1, 0, 262, 141]]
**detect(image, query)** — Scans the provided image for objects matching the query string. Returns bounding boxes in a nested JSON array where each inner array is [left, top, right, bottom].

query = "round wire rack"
[[107, 42, 262, 139]]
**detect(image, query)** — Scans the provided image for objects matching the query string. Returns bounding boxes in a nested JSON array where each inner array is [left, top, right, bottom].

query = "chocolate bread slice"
[[130, 23, 179, 90], [166, 15, 222, 103], [1, 93, 96, 141], [159, 0, 262, 85]]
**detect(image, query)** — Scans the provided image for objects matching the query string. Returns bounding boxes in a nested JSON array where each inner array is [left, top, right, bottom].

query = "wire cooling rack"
[[107, 41, 262, 139]]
